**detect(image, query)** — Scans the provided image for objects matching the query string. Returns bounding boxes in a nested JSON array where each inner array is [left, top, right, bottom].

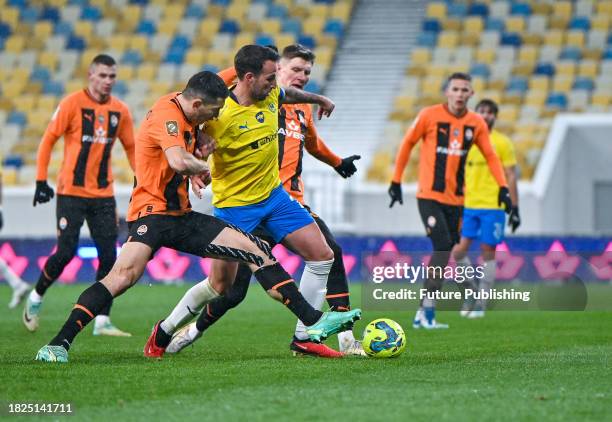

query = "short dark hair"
[[444, 72, 472, 90], [281, 44, 316, 63], [475, 99, 499, 115], [234, 45, 280, 79], [183, 71, 229, 103], [265, 44, 279, 53], [91, 54, 116, 67]]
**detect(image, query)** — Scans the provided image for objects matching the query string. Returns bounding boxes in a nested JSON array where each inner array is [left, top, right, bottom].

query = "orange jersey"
[[36, 89, 135, 198], [392, 104, 507, 206], [127, 93, 196, 222], [217, 67, 341, 204]]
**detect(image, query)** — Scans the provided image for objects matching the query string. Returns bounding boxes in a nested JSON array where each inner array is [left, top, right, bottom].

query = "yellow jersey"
[[206, 86, 284, 207], [464, 129, 516, 209]]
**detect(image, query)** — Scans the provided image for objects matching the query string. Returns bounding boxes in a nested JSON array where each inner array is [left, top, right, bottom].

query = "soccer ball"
[[362, 318, 406, 358]]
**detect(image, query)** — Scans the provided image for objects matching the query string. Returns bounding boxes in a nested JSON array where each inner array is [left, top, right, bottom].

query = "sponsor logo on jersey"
[[278, 119, 305, 141]]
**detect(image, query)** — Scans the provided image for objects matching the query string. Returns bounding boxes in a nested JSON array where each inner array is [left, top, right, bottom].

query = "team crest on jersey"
[[453, 128, 460, 137], [255, 112, 265, 123], [427, 215, 436, 228], [110, 114, 119, 127], [287, 120, 300, 131], [166, 120, 179, 136], [98, 115, 105, 124], [59, 217, 68, 230], [465, 128, 473, 141], [137, 225, 148, 236], [268, 103, 276, 112]]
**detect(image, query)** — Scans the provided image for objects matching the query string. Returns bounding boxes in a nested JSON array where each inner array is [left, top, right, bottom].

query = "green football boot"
[[306, 309, 362, 342], [35, 345, 68, 363]]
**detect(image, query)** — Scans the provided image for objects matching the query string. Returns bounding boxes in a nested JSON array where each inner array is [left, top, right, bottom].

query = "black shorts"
[[417, 198, 462, 250], [127, 212, 227, 257], [56, 194, 117, 241]]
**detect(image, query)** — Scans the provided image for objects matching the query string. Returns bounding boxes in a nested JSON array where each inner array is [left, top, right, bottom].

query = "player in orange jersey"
[[24, 55, 135, 337], [164, 45, 364, 357], [389, 73, 512, 329]]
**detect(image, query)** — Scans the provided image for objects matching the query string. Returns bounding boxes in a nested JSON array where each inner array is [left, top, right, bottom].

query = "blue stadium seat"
[[501, 32, 522, 47], [130, 0, 149, 5], [136, 20, 156, 35], [171, 35, 191, 50], [560, 47, 582, 61], [43, 80, 65, 96], [164, 48, 186, 64], [121, 49, 143, 66], [0, 22, 11, 38], [470, 63, 490, 78], [324, 19, 344, 37], [604, 48, 612, 60], [297, 35, 316, 50], [314, 0, 334, 4], [282, 19, 302, 36], [255, 33, 275, 46], [468, 2, 489, 17], [253, 0, 273, 4], [507, 77, 528, 93], [422, 19, 441, 33], [416, 32, 437, 48], [55, 21, 73, 36], [304, 80, 321, 94], [20, 7, 40, 24], [113, 80, 128, 97], [66, 35, 86, 51], [81, 6, 102, 21], [546, 92, 567, 109], [30, 67, 51, 83], [185, 4, 205, 19], [40, 6, 61, 22], [569, 16, 591, 31], [485, 17, 505, 31], [534, 62, 555, 76], [201, 64, 220, 73], [8, 0, 27, 8], [7, 111, 27, 127], [606, 33, 612, 45], [510, 3, 532, 16], [448, 3, 468, 18], [211, 0, 231, 6], [69, 0, 89, 5], [267, 4, 288, 18], [3, 155, 24, 169], [573, 77, 595, 91], [219, 19, 240, 34]]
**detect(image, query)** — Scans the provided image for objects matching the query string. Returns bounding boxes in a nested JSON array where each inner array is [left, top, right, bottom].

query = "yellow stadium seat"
[[505, 16, 525, 32], [330, 2, 352, 21], [108, 35, 128, 51], [199, 18, 221, 37], [393, 96, 416, 111], [529, 76, 549, 91], [487, 79, 506, 91], [206, 50, 231, 68], [463, 17, 483, 33], [549, 16, 569, 30], [314, 48, 333, 68], [309, 4, 329, 19], [315, 34, 337, 50], [226, 3, 248, 21], [530, 2, 551, 15], [427, 64, 448, 78], [185, 50, 206, 66], [522, 33, 543, 46], [122, 5, 141, 23], [512, 63, 534, 77], [157, 18, 179, 36], [1, 7, 19, 28], [552, 76, 573, 92], [259, 18, 282, 34], [2, 81, 25, 97], [163, 4, 185, 20], [64, 79, 85, 94], [442, 18, 462, 31], [241, 20, 260, 33], [38, 51, 58, 70], [471, 77, 486, 93], [288, 4, 309, 19], [28, 111, 52, 130], [578, 60, 598, 78], [421, 76, 444, 96], [460, 32, 480, 46], [149, 81, 170, 96], [274, 33, 296, 49], [2, 167, 18, 186], [14, 95, 36, 114], [411, 48, 430, 65], [591, 16, 610, 31], [591, 93, 610, 107], [302, 17, 325, 35], [595, 1, 612, 14], [480, 90, 502, 104], [233, 32, 255, 50], [426, 2, 447, 19], [518, 46, 538, 64], [475, 48, 495, 64], [4, 35, 25, 53], [582, 48, 602, 61], [73, 21, 93, 40], [206, 4, 225, 19], [438, 31, 458, 48], [566, 31, 585, 48], [118, 66, 135, 80], [33, 22, 53, 39], [136, 64, 157, 81], [36, 95, 58, 112], [498, 106, 518, 124], [544, 30, 564, 46], [552, 1, 572, 18], [556, 61, 576, 77], [524, 91, 547, 107], [129, 35, 148, 52]]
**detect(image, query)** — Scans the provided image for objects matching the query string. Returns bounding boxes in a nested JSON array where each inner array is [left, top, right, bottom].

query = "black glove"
[[388, 182, 403, 208], [509, 206, 521, 233], [0, 209, 3, 231], [334, 155, 361, 178], [498, 186, 512, 214], [33, 180, 55, 206]]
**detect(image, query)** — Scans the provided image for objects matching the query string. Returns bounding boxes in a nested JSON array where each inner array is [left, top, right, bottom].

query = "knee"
[[328, 239, 343, 260], [303, 244, 334, 262]]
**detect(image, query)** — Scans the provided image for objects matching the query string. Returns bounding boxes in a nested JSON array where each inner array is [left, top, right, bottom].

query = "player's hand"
[[388, 182, 403, 208], [334, 155, 361, 178], [509, 206, 521, 233], [190, 170, 211, 199], [33, 180, 55, 206], [316, 95, 335, 119], [195, 132, 216, 159], [498, 186, 512, 214]]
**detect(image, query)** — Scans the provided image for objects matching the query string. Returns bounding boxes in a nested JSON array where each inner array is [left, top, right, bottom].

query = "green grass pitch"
[[0, 284, 611, 421]]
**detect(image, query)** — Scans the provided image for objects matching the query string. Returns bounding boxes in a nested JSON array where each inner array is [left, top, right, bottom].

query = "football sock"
[[160, 278, 219, 335], [294, 259, 333, 340], [338, 329, 357, 349], [49, 282, 113, 350], [94, 315, 110, 328], [28, 289, 43, 303], [455, 255, 476, 290], [0, 258, 24, 289], [34, 271, 55, 297], [476, 260, 496, 310], [254, 263, 322, 326]]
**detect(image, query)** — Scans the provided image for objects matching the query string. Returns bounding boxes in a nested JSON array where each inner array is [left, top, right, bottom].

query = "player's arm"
[[388, 112, 426, 207], [281, 87, 335, 119], [303, 110, 360, 178], [474, 125, 512, 212], [118, 108, 136, 171], [34, 100, 72, 206], [165, 146, 209, 176], [217, 67, 237, 87]]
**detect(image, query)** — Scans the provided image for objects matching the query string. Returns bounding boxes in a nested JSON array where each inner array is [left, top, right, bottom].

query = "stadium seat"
[[546, 92, 568, 109]]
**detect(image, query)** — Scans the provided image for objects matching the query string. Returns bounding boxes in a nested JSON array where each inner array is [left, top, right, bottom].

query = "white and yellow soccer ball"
[[362, 318, 406, 358]]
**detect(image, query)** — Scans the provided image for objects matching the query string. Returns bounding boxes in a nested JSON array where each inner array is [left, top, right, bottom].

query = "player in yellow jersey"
[[150, 45, 359, 354], [452, 99, 520, 318], [0, 160, 31, 308]]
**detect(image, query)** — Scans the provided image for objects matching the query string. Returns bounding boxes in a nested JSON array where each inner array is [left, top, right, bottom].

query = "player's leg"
[[86, 197, 130, 336], [469, 210, 505, 318], [35, 240, 153, 362], [452, 208, 480, 316], [24, 195, 86, 331], [0, 256, 30, 309], [414, 199, 456, 329]]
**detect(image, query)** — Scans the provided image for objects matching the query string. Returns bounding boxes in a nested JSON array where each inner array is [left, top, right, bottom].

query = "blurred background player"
[[147, 44, 355, 357], [452, 99, 520, 318], [23, 54, 135, 337], [388, 73, 512, 329], [0, 159, 31, 308], [166, 44, 364, 357]]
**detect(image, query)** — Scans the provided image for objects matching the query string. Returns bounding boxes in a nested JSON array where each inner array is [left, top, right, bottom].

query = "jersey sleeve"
[[392, 108, 428, 183], [304, 106, 342, 167], [217, 67, 237, 87], [36, 96, 74, 180], [474, 120, 508, 187], [149, 111, 188, 151], [118, 105, 136, 171]]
